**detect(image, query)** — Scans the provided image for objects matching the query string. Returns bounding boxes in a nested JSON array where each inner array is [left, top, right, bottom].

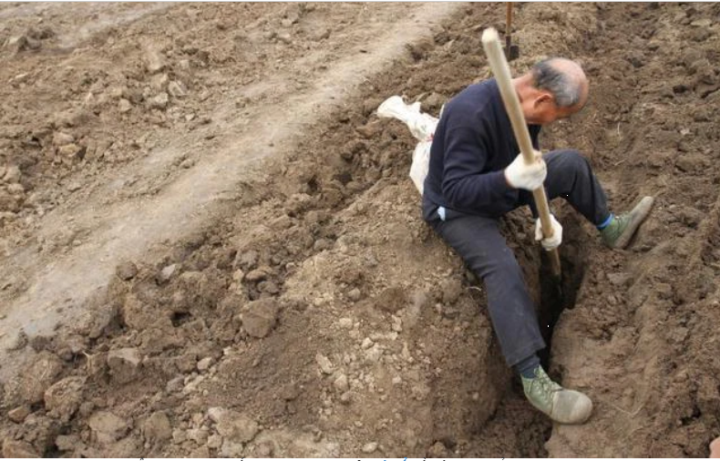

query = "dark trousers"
[[424, 150, 610, 366]]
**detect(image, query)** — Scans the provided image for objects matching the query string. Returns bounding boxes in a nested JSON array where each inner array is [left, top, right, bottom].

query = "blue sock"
[[596, 213, 614, 230], [514, 354, 541, 379]]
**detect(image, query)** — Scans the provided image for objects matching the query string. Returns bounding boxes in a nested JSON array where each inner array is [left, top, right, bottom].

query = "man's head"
[[515, 58, 589, 125]]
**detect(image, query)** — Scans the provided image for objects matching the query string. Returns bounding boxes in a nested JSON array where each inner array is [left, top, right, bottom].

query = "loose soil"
[[1, 2, 719, 458]]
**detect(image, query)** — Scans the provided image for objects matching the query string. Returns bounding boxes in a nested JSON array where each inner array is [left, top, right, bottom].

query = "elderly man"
[[422, 58, 653, 424]]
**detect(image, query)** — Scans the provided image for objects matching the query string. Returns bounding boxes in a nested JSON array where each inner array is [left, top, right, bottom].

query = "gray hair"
[[531, 58, 583, 108]]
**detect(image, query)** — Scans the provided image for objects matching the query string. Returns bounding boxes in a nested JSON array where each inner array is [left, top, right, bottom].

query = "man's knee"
[[547, 149, 591, 178], [487, 254, 525, 284]]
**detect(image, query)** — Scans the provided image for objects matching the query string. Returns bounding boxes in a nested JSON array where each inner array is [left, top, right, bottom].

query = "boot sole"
[[613, 196, 655, 249]]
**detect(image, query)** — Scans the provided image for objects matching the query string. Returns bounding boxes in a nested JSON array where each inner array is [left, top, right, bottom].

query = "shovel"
[[505, 3, 520, 61], [481, 27, 562, 279]]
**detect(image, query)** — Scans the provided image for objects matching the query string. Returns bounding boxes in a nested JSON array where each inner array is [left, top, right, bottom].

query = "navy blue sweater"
[[423, 79, 540, 219]]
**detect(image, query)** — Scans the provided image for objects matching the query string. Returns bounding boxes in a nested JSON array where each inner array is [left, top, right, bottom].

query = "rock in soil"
[[116, 261, 138, 280], [142, 411, 172, 442], [106, 348, 142, 384], [19, 351, 64, 404], [240, 298, 279, 338], [43, 376, 86, 422], [2, 439, 39, 458], [8, 405, 31, 423], [87, 411, 129, 444], [208, 407, 259, 443]]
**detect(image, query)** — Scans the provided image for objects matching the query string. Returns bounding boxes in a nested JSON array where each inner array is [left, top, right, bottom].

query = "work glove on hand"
[[535, 214, 563, 250], [504, 151, 547, 191]]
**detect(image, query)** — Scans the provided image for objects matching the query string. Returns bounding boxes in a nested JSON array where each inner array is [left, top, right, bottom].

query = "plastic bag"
[[377, 96, 438, 195]]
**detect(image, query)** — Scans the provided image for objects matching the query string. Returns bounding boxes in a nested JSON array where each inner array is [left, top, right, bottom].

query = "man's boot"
[[601, 196, 655, 249], [522, 366, 593, 424]]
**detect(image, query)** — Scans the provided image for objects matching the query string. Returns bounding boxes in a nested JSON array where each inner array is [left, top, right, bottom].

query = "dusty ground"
[[1, 2, 719, 458]]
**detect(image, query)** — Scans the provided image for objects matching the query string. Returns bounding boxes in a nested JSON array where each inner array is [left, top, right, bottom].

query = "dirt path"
[[0, 2, 461, 376]]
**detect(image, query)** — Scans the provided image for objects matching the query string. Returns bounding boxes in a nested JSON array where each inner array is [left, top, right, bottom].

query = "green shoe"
[[521, 366, 593, 424], [601, 196, 655, 249]]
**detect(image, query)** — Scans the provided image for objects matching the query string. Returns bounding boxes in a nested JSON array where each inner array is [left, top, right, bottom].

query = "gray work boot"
[[521, 366, 593, 424], [601, 196, 655, 249]]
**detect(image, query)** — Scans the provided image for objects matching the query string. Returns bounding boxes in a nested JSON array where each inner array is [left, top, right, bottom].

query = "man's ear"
[[534, 92, 554, 109]]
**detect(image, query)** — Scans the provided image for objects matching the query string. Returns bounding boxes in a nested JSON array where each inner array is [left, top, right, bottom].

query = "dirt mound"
[[2, 2, 720, 458]]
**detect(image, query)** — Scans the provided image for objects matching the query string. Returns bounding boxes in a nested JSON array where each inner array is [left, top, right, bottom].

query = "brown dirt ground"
[[1, 2, 720, 458]]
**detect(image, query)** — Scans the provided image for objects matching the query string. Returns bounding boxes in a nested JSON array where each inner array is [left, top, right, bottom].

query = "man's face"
[[523, 93, 584, 125], [522, 82, 589, 125]]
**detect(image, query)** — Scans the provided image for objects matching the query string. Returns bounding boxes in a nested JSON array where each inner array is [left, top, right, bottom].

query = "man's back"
[[423, 79, 539, 219]]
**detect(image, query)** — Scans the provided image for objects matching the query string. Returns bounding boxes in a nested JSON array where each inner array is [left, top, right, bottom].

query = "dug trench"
[[2, 2, 720, 458]]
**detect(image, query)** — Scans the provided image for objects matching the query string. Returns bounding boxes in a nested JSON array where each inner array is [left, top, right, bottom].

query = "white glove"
[[535, 214, 563, 250], [504, 151, 547, 190]]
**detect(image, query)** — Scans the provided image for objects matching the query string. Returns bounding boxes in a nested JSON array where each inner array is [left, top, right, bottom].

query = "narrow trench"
[[537, 215, 588, 369]]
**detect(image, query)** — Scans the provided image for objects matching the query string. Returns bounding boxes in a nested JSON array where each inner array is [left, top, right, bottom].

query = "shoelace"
[[532, 371, 561, 407]]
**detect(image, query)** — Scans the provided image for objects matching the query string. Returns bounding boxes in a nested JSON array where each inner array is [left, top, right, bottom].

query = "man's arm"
[[441, 126, 512, 213]]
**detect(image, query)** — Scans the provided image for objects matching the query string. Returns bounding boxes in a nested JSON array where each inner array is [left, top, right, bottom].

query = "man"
[[422, 58, 654, 424]]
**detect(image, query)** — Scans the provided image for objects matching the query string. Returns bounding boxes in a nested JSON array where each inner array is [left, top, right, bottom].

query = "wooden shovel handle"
[[482, 28, 562, 277]]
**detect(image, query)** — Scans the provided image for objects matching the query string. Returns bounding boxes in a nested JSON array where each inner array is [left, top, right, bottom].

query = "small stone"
[[313, 238, 332, 251], [244, 266, 269, 282], [362, 442, 378, 453], [186, 427, 209, 444], [361, 337, 373, 349], [142, 411, 172, 442], [20, 351, 64, 404], [220, 440, 244, 457], [392, 376, 402, 385], [88, 411, 129, 444], [364, 344, 382, 363], [150, 73, 169, 91], [338, 318, 353, 329], [255, 441, 273, 457], [3, 165, 21, 183], [340, 391, 351, 404], [333, 373, 349, 392], [172, 429, 186, 444], [240, 298, 279, 338], [58, 143, 84, 159], [348, 288, 361, 302], [8, 405, 31, 423], [52, 131, 75, 147], [207, 434, 223, 449], [2, 440, 39, 458], [118, 98, 132, 113], [258, 280, 279, 295], [277, 32, 292, 44], [607, 272, 631, 287], [238, 250, 259, 269], [145, 48, 166, 74], [168, 80, 188, 98], [315, 353, 334, 374], [391, 315, 402, 333], [149, 92, 169, 110], [157, 264, 177, 284], [44, 376, 86, 422], [197, 357, 214, 371], [7, 183, 24, 195], [166, 376, 184, 393], [55, 434, 80, 452], [107, 348, 141, 384], [441, 279, 463, 304], [208, 408, 258, 443], [116, 261, 138, 281]]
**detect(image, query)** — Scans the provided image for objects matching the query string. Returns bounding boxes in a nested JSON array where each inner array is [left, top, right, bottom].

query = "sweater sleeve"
[[440, 125, 513, 213]]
